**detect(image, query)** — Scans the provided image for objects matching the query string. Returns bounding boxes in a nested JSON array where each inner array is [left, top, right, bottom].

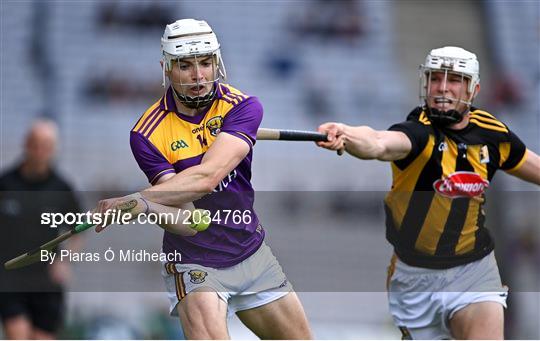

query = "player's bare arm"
[[506, 149, 540, 185], [93, 190, 199, 235], [317, 122, 412, 161], [93, 134, 249, 232], [142, 132, 250, 207]]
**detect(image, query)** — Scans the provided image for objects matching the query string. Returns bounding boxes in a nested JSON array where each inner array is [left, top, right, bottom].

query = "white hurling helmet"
[[161, 19, 227, 109], [419, 46, 480, 125]]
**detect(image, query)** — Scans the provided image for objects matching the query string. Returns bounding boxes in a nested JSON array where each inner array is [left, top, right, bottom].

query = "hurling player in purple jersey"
[[318, 47, 539, 339], [92, 19, 312, 339]]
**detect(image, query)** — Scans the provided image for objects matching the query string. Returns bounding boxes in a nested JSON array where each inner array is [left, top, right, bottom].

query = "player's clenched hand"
[[94, 192, 148, 232], [316, 122, 346, 152]]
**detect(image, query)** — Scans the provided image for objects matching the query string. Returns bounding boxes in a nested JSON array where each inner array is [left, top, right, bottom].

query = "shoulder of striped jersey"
[[469, 109, 508, 133], [218, 83, 250, 106], [417, 110, 431, 125], [131, 99, 165, 134]]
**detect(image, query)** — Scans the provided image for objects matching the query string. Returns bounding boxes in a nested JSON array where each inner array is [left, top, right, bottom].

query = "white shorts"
[[162, 242, 292, 317], [387, 252, 508, 339]]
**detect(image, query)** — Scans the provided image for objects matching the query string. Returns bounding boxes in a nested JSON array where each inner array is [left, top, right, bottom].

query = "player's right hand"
[[316, 122, 346, 152]]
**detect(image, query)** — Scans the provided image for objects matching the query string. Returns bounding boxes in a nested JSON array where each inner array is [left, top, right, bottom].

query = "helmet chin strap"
[[425, 106, 467, 126], [425, 93, 474, 126], [171, 85, 216, 110]]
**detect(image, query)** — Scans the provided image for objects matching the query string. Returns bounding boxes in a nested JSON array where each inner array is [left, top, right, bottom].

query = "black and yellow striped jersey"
[[384, 107, 527, 269]]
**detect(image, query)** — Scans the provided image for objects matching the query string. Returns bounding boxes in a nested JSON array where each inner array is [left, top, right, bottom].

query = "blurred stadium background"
[[1, 0, 538, 339]]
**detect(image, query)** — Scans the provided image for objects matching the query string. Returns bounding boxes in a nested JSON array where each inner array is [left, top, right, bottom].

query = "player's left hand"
[[94, 193, 149, 232], [316, 122, 346, 152]]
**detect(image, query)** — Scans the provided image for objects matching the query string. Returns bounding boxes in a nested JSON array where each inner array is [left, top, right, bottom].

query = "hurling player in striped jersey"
[[92, 19, 312, 340], [317, 46, 539, 339]]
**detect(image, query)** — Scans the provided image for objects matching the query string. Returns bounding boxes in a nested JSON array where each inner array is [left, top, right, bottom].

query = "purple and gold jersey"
[[130, 84, 264, 268]]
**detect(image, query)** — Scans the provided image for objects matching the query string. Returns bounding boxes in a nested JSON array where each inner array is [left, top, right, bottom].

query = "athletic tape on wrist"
[[139, 197, 150, 215]]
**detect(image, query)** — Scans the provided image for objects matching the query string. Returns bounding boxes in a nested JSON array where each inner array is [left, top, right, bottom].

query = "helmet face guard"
[[419, 46, 480, 126], [161, 19, 227, 109], [165, 53, 220, 109]]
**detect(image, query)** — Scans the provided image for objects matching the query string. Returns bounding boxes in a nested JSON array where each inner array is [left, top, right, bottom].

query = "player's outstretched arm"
[[317, 122, 412, 161], [506, 149, 540, 185]]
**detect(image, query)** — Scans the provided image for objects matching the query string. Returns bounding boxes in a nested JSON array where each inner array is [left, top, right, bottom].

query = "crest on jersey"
[[438, 142, 448, 152], [188, 270, 208, 284], [206, 116, 223, 136], [433, 171, 489, 198], [480, 145, 490, 164]]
